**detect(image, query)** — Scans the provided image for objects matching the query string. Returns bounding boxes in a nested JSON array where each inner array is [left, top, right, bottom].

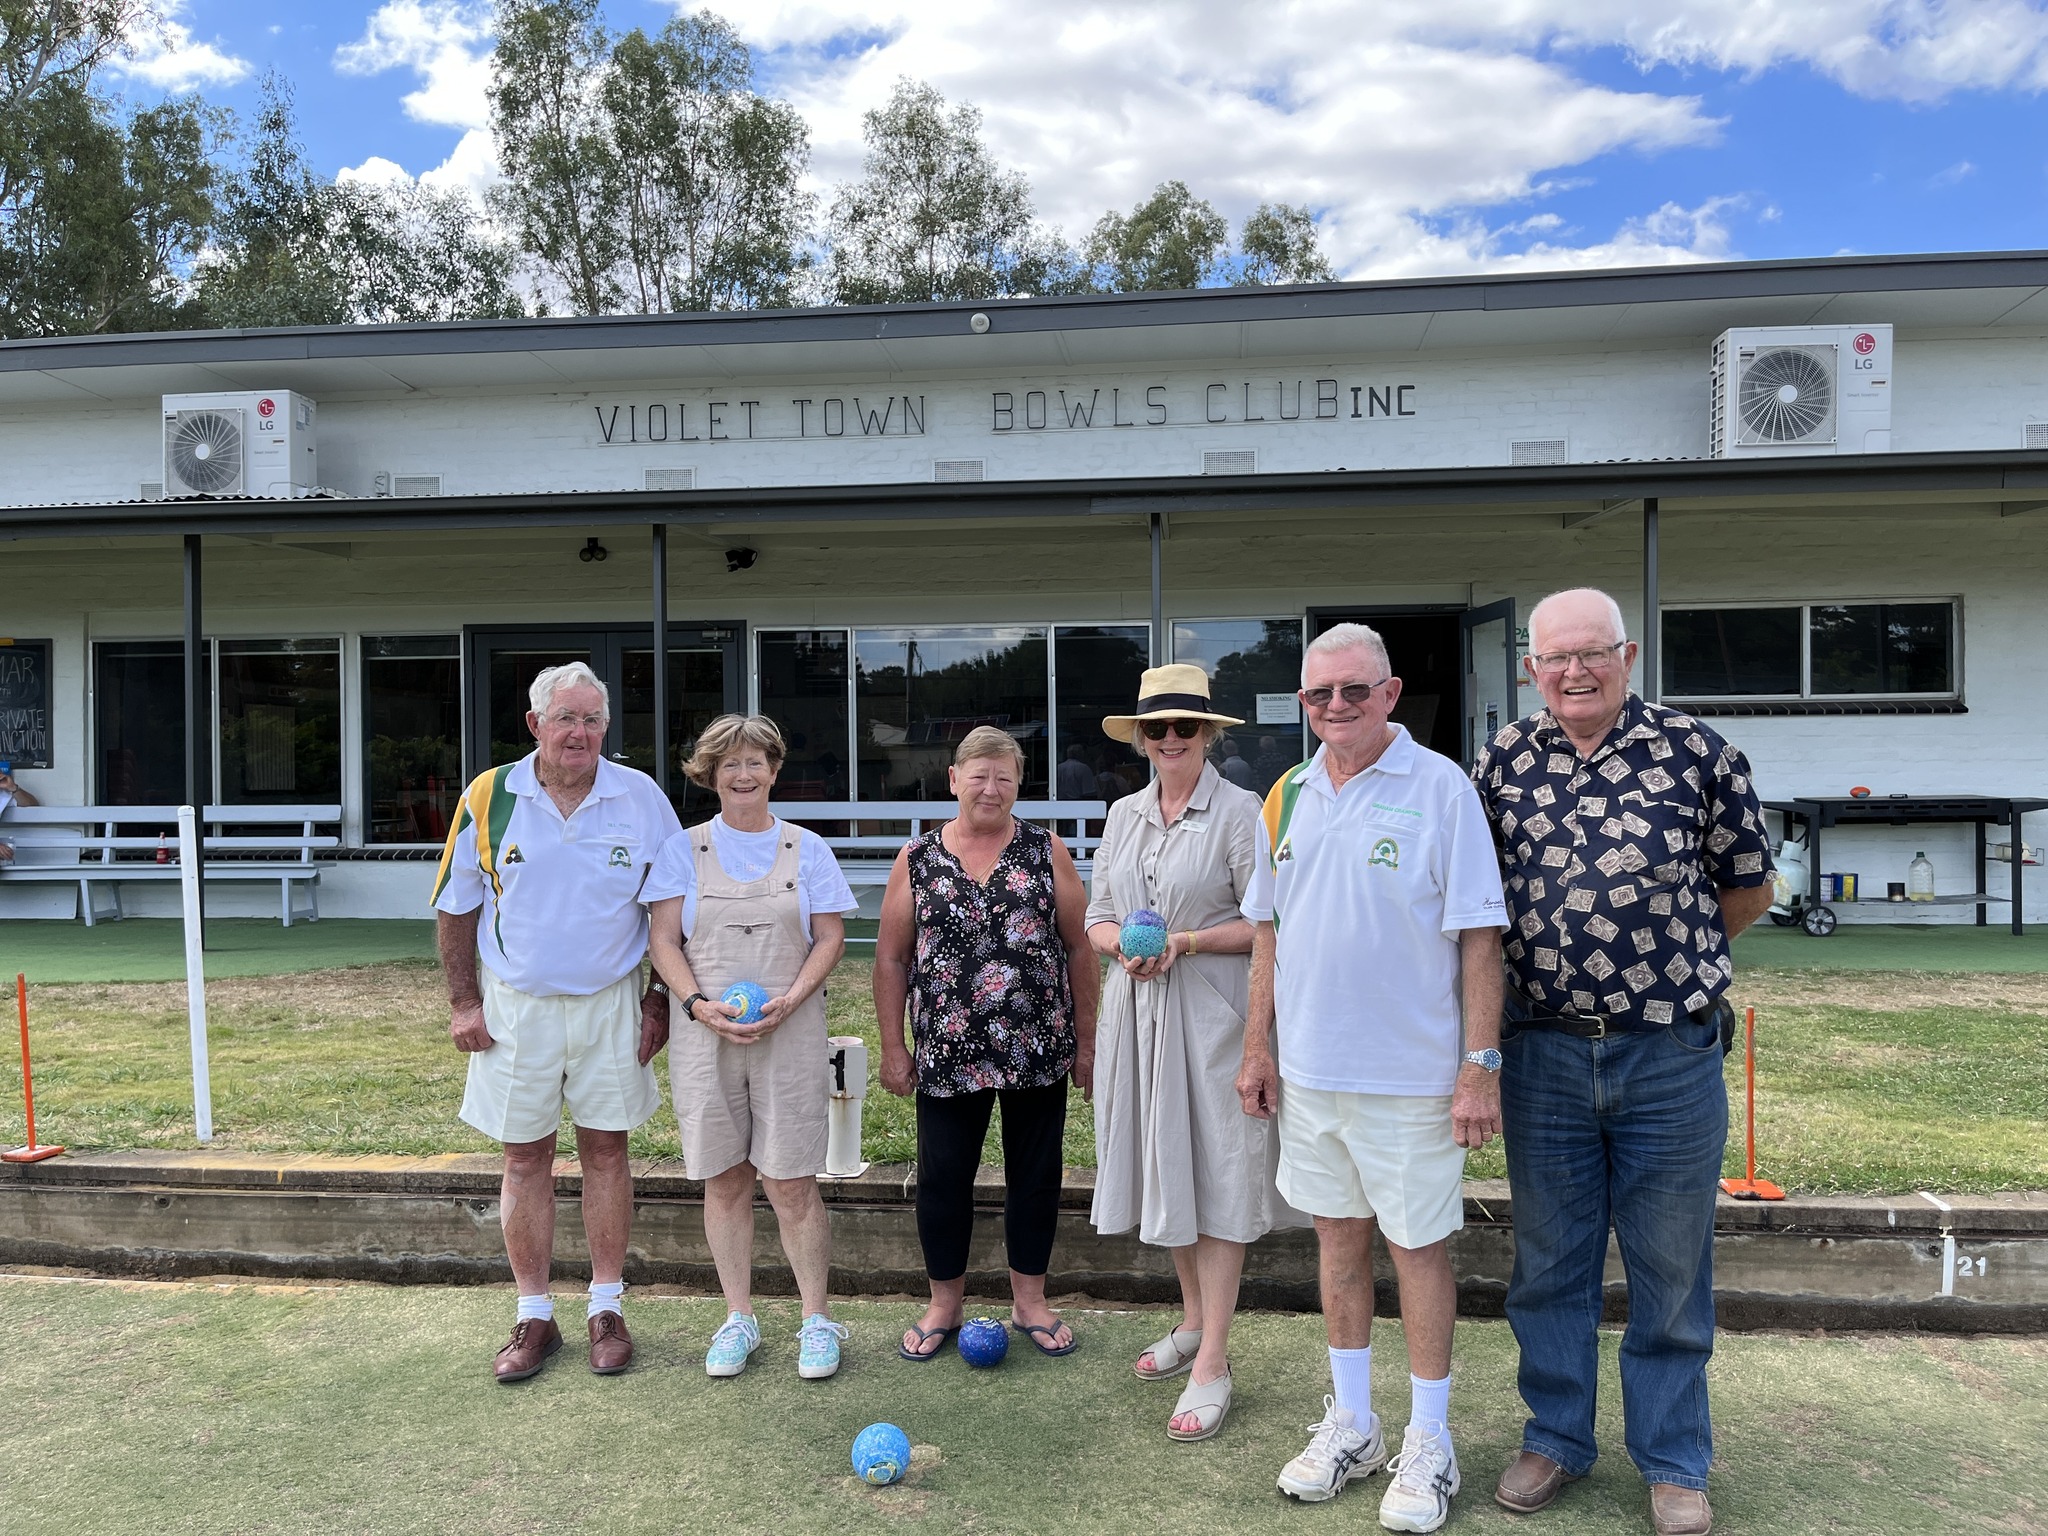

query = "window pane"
[[94, 642, 189, 805], [1661, 608, 1801, 696], [1172, 619, 1303, 796], [1809, 603, 1954, 695], [619, 646, 728, 820], [855, 627, 1048, 801], [488, 647, 589, 766], [218, 640, 341, 804], [1053, 626, 1149, 808], [759, 630, 850, 802], [364, 639, 461, 844]]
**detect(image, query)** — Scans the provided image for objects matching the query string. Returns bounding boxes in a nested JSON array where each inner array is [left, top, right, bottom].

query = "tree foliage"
[[1082, 180, 1229, 293], [827, 79, 1076, 304], [1238, 202, 1336, 285]]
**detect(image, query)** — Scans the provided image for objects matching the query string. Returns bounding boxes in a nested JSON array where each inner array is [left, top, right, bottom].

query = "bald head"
[[1529, 588, 1628, 653]]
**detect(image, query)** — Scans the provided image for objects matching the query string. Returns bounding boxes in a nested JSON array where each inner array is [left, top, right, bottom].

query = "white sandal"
[[1133, 1326, 1203, 1380], [1167, 1368, 1232, 1442]]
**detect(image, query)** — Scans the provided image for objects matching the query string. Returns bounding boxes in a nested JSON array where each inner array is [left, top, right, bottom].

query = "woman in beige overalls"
[[647, 714, 857, 1381]]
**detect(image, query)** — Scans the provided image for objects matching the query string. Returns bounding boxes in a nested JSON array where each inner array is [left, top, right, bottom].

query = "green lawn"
[[0, 953, 2042, 1194], [0, 1276, 2039, 1536]]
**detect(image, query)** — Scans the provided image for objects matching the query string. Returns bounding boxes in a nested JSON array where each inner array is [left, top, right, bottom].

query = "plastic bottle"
[[155, 832, 169, 865], [1907, 850, 1935, 903]]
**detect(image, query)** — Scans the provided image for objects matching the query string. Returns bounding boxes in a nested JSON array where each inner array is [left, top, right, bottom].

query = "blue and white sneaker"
[[704, 1312, 761, 1378], [1277, 1396, 1387, 1501], [797, 1314, 850, 1380], [1378, 1423, 1460, 1533]]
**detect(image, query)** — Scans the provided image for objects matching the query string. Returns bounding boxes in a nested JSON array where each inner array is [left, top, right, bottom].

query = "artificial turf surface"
[[0, 1276, 2038, 1536]]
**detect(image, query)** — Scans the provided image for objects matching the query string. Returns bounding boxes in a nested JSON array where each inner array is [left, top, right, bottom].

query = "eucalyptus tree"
[[1237, 202, 1337, 285], [827, 79, 1075, 305], [1082, 180, 1229, 293]]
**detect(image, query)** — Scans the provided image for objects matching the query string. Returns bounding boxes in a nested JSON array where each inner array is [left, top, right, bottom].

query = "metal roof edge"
[[6, 251, 2048, 373], [7, 448, 2048, 538]]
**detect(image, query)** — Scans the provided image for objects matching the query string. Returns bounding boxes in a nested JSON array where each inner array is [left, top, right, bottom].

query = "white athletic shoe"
[[1378, 1423, 1461, 1533], [1276, 1395, 1388, 1502]]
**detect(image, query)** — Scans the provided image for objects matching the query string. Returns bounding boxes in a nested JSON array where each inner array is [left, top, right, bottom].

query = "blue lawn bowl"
[[852, 1422, 913, 1486], [1120, 908, 1168, 960], [721, 980, 770, 1025], [958, 1316, 1009, 1368]]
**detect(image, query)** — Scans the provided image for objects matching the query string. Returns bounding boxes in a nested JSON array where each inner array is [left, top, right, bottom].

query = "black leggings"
[[914, 1081, 1068, 1283]]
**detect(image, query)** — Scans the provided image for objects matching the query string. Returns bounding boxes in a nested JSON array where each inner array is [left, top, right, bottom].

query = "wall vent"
[[645, 467, 696, 491], [139, 481, 163, 501], [1510, 438, 1569, 466], [1202, 448, 1257, 475], [933, 458, 985, 482], [391, 473, 442, 498], [2026, 423, 2048, 450]]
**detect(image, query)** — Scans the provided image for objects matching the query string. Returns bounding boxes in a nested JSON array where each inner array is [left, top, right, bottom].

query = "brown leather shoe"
[[1495, 1450, 1580, 1513], [588, 1310, 634, 1375], [1649, 1484, 1712, 1536], [493, 1317, 562, 1383]]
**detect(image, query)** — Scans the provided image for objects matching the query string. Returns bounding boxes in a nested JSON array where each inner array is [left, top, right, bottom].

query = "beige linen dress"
[[1088, 762, 1302, 1247]]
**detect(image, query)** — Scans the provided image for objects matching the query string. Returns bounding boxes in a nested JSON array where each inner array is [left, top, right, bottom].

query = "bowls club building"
[[1, 250, 2044, 927]]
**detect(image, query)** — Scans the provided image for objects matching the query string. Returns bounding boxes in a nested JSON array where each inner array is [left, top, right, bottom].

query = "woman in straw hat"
[[1088, 664, 1301, 1442]]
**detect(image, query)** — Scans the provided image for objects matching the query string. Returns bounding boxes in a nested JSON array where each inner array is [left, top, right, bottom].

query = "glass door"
[[470, 630, 601, 775], [1460, 599, 1517, 766]]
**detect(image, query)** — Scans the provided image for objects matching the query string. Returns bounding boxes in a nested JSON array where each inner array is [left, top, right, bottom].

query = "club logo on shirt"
[[1369, 837, 1400, 869], [1274, 836, 1294, 865], [503, 844, 525, 864], [607, 845, 632, 868]]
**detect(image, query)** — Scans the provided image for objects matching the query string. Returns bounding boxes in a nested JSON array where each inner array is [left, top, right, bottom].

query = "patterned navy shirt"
[[1472, 695, 1773, 1024]]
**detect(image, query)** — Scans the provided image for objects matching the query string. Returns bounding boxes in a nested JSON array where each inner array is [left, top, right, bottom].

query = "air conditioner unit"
[[161, 391, 318, 497], [1709, 326, 1890, 458]]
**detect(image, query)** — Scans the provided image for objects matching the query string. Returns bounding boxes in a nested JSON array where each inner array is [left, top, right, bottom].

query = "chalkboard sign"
[[0, 639, 53, 770]]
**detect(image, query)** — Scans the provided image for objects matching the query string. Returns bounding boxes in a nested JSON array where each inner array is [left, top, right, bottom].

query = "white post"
[[823, 1036, 869, 1178], [177, 805, 213, 1143]]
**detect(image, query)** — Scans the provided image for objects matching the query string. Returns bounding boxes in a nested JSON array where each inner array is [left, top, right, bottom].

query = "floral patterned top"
[[907, 817, 1075, 1097]]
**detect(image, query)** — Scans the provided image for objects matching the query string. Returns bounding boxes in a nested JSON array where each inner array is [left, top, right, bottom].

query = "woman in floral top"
[[876, 726, 1099, 1361]]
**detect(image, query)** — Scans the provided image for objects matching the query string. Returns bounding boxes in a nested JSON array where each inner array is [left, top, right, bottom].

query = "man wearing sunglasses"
[[1238, 623, 1508, 1533], [1473, 588, 1774, 1536]]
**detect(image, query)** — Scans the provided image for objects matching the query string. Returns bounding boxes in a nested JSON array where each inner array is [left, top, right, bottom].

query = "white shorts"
[[1274, 1080, 1466, 1249], [460, 967, 661, 1144]]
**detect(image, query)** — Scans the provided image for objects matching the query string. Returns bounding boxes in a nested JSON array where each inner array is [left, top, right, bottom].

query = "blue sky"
[[112, 1, 2048, 279]]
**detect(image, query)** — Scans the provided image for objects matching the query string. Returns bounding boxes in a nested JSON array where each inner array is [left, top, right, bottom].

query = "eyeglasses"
[[544, 711, 607, 731], [1140, 719, 1205, 741], [1529, 643, 1626, 676], [1299, 679, 1388, 709]]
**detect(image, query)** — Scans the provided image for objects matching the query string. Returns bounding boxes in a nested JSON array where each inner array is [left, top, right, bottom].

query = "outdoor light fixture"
[[970, 312, 990, 334], [725, 546, 758, 572], [579, 537, 608, 562]]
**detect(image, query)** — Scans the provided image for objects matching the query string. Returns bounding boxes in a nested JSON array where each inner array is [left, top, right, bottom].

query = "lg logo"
[[1852, 333, 1877, 356], [256, 397, 276, 417]]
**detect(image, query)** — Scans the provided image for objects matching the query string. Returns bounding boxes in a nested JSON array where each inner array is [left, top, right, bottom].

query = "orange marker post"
[[3, 972, 64, 1164], [1719, 1005, 1782, 1201]]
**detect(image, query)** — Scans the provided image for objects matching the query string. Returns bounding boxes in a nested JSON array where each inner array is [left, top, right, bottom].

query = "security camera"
[[725, 547, 758, 572]]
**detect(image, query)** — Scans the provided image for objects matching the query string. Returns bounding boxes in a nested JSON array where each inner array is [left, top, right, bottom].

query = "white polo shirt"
[[431, 754, 681, 996], [1241, 727, 1508, 1096]]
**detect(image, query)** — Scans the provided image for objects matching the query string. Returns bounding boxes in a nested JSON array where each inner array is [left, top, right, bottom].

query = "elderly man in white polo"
[[1237, 622, 1508, 1534], [433, 661, 681, 1383]]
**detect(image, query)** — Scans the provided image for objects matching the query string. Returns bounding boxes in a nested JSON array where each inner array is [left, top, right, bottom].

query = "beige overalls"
[[667, 819, 830, 1180]]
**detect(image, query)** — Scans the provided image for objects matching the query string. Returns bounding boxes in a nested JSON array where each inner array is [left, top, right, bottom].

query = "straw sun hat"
[[1101, 664, 1245, 743]]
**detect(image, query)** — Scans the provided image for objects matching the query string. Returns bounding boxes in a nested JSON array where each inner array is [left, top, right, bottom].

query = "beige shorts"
[[668, 1005, 829, 1181], [460, 967, 660, 1144], [1275, 1080, 1466, 1249]]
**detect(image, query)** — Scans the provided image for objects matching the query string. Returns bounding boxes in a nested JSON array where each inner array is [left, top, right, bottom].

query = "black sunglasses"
[[1140, 719, 1205, 741], [1299, 678, 1388, 709]]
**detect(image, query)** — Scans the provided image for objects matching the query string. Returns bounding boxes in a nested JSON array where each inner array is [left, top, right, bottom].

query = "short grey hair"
[[1303, 622, 1391, 684], [1529, 588, 1629, 651], [529, 661, 611, 720]]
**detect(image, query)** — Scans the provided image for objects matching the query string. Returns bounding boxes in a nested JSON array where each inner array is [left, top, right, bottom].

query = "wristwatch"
[[678, 992, 705, 1022], [648, 979, 670, 996], [1462, 1048, 1503, 1073]]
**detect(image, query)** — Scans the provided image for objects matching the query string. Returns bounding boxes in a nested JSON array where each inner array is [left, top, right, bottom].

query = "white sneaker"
[[1378, 1423, 1460, 1533], [1276, 1395, 1388, 1502]]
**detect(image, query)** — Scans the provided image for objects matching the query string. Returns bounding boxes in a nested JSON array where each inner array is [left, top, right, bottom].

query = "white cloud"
[[1930, 159, 1977, 186], [334, 0, 494, 130], [115, 3, 251, 91]]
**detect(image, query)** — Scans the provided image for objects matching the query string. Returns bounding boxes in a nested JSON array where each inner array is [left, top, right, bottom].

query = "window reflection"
[[363, 636, 461, 844], [1172, 619, 1304, 796], [856, 627, 1048, 800], [218, 638, 341, 805], [94, 641, 190, 806], [1053, 626, 1149, 808], [759, 630, 850, 803]]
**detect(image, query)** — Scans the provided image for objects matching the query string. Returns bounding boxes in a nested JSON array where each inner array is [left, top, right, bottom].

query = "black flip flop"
[[897, 1323, 959, 1362], [1011, 1319, 1079, 1357]]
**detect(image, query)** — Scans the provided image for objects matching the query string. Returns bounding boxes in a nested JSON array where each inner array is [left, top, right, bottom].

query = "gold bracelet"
[[1184, 930, 1199, 956]]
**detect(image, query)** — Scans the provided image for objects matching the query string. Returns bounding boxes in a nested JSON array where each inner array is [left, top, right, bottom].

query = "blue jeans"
[[1499, 1003, 1728, 1490]]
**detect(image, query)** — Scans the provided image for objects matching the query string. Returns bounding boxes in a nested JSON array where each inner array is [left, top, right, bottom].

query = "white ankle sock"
[[1329, 1345, 1373, 1427], [516, 1293, 554, 1323], [1410, 1372, 1451, 1437], [586, 1280, 625, 1319]]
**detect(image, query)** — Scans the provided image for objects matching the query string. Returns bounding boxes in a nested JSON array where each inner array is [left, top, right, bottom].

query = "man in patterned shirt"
[[1472, 589, 1774, 1536]]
